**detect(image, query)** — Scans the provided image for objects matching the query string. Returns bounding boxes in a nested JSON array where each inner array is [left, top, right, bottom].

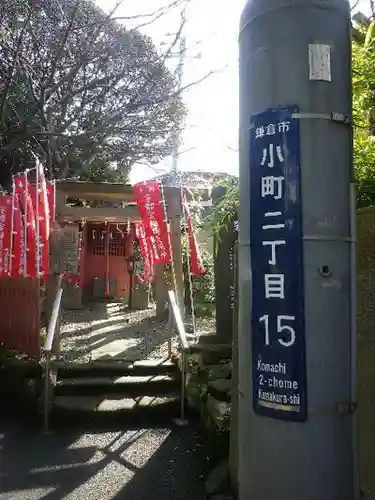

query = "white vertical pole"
[[36, 161, 40, 278], [8, 177, 15, 276], [53, 179, 56, 223], [181, 193, 197, 338], [23, 170, 28, 276]]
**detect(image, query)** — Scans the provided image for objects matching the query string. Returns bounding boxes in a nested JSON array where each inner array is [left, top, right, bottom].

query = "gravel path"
[[0, 415, 213, 500], [58, 302, 215, 363]]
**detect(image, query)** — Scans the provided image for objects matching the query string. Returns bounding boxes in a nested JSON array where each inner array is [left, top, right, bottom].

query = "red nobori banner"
[[133, 181, 171, 264], [0, 195, 12, 276], [135, 221, 154, 283], [14, 174, 37, 277], [182, 194, 206, 276]]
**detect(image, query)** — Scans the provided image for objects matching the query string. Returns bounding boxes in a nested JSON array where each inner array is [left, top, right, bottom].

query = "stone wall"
[[357, 207, 375, 498], [183, 336, 233, 498]]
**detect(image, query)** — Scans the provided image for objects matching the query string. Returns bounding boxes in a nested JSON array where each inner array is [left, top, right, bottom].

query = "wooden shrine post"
[[155, 264, 168, 319], [167, 187, 184, 316], [212, 185, 237, 341]]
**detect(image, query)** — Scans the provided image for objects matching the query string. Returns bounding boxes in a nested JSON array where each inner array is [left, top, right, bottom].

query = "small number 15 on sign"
[[258, 315, 296, 347]]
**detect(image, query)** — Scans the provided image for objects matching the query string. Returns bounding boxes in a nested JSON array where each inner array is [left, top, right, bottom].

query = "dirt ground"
[[58, 302, 215, 363]]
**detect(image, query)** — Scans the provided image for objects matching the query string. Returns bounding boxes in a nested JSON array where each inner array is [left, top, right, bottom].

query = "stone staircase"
[[49, 359, 182, 423]]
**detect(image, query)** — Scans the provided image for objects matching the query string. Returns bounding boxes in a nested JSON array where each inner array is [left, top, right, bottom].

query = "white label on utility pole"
[[308, 44, 331, 82]]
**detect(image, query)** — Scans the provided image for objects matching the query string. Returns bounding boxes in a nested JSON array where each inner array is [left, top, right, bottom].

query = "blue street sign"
[[249, 105, 307, 421]]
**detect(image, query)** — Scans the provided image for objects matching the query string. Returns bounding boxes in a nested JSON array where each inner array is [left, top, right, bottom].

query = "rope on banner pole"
[[159, 180, 179, 309], [9, 177, 15, 276], [23, 170, 28, 277], [104, 221, 110, 297], [35, 160, 40, 278], [181, 190, 198, 342], [53, 179, 56, 223]]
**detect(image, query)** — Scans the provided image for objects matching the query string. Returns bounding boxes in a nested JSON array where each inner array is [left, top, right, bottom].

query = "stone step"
[[55, 374, 180, 397], [206, 395, 231, 431], [54, 394, 179, 412], [184, 322, 194, 334], [189, 344, 232, 354], [52, 395, 181, 424], [207, 379, 231, 403], [189, 344, 232, 364], [53, 358, 178, 379]]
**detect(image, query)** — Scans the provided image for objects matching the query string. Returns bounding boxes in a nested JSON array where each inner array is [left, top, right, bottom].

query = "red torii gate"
[[0, 181, 183, 360]]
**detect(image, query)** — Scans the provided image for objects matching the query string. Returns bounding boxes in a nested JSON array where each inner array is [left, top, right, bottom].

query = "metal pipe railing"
[[168, 290, 189, 350], [44, 288, 63, 353], [168, 290, 189, 424], [167, 308, 173, 358], [43, 276, 63, 432]]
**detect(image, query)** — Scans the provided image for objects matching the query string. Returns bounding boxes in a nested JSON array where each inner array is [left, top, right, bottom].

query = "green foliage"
[[162, 229, 215, 309], [353, 23, 375, 207], [182, 243, 215, 306], [76, 158, 129, 184], [205, 179, 239, 237]]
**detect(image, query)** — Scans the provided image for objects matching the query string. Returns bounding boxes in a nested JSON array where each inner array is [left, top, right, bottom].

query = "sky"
[[95, 0, 245, 183], [95, 0, 370, 184]]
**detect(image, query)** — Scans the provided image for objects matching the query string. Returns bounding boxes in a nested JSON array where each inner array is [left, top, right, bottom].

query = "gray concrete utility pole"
[[237, 0, 358, 499]]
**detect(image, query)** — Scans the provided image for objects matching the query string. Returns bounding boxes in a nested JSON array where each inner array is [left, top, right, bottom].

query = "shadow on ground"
[[59, 303, 172, 363], [0, 415, 212, 500], [61, 301, 115, 325]]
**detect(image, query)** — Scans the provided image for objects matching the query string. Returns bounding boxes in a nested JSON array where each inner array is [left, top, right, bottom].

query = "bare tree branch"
[[0, 8, 32, 124], [0, 0, 220, 186], [113, 0, 186, 21], [48, 0, 81, 88], [128, 1, 190, 32]]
